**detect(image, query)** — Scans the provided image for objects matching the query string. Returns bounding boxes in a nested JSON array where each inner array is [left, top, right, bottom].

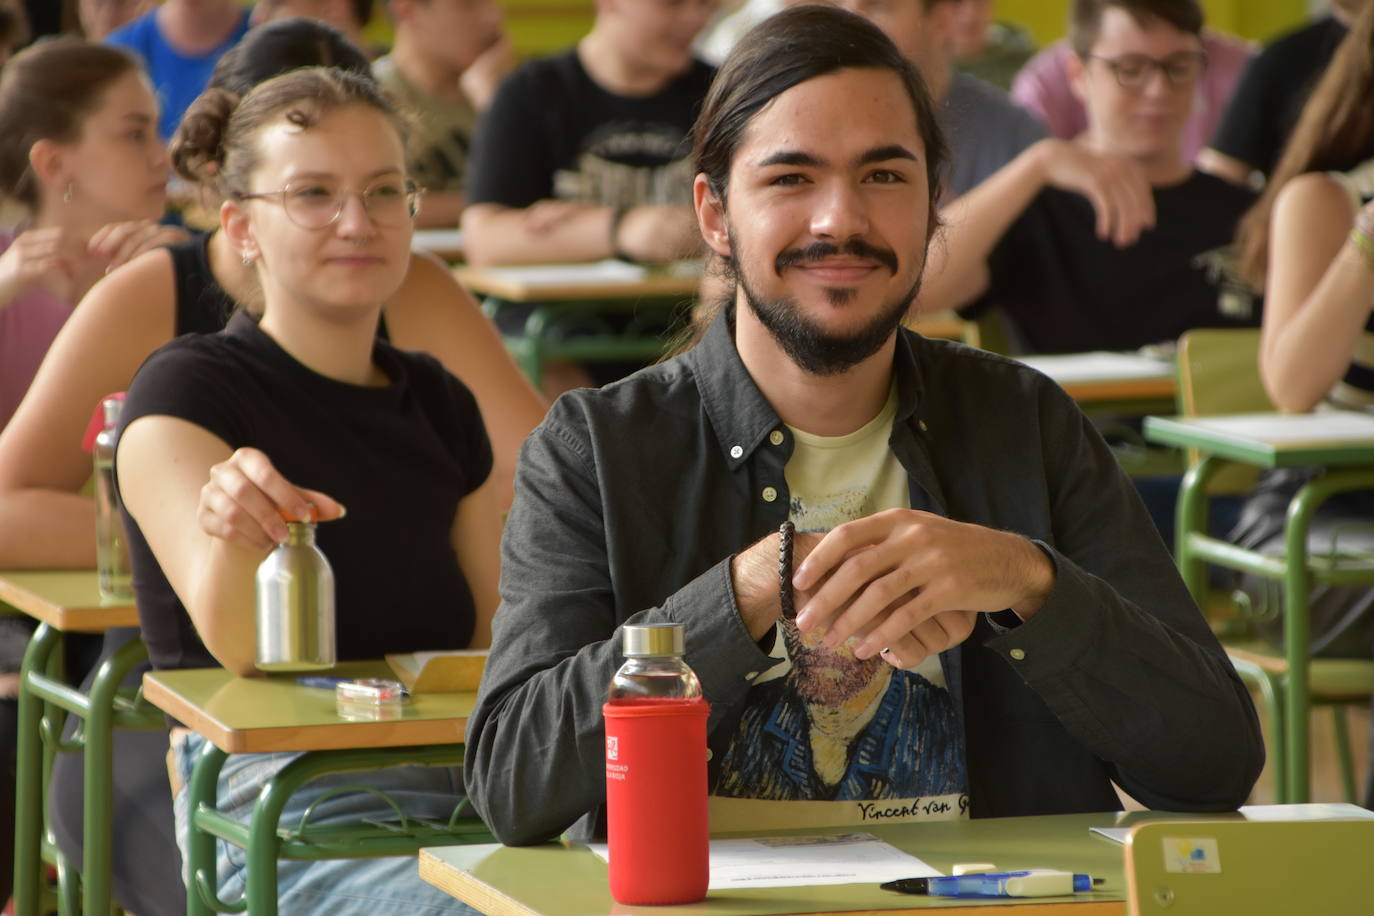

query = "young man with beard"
[[464, 5, 1262, 846]]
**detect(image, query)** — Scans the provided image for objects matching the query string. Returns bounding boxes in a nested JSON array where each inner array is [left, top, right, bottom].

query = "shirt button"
[[769, 430, 784, 446], [918, 419, 929, 433], [761, 486, 778, 503], [1009, 648, 1026, 661], [729, 445, 743, 459], [744, 671, 757, 682]]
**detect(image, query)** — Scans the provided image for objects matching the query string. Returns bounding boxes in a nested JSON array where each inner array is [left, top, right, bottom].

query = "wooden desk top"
[[420, 812, 1126, 916], [455, 262, 702, 302], [1017, 353, 1176, 405], [0, 569, 139, 631], [1144, 412, 1374, 468], [143, 662, 475, 754]]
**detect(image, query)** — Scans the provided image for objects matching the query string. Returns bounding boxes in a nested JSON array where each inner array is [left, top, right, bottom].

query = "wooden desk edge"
[[453, 267, 699, 302], [0, 578, 139, 631], [142, 674, 469, 753], [1061, 378, 1175, 402], [418, 848, 1124, 916]]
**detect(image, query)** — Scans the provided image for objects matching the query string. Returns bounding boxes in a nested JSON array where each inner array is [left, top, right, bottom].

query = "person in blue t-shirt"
[[105, 0, 250, 141]]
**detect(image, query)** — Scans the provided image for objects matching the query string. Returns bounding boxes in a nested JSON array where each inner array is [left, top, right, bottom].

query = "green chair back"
[[1176, 328, 1267, 494]]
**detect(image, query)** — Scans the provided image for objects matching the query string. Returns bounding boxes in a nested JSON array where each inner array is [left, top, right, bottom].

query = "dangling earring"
[[63, 183, 73, 204], [241, 251, 254, 266]]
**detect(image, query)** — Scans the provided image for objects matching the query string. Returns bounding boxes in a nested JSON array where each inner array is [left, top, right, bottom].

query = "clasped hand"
[[788, 509, 1055, 670]]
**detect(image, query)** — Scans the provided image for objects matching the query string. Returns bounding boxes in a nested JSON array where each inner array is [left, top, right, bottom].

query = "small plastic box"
[[335, 678, 405, 721]]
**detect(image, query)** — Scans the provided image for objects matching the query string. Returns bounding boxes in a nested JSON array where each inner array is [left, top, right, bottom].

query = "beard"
[[730, 232, 925, 376]]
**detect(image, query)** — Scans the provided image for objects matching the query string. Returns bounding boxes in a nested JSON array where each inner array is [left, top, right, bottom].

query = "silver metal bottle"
[[255, 517, 336, 671]]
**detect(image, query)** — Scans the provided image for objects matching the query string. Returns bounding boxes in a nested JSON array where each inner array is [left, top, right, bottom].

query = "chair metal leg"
[[13, 623, 60, 916], [187, 742, 235, 916], [1175, 456, 1221, 598], [81, 636, 149, 916]]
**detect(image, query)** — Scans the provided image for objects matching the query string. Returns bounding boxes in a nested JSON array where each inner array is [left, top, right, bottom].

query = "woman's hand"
[[198, 447, 345, 552], [87, 220, 189, 274], [0, 226, 76, 307]]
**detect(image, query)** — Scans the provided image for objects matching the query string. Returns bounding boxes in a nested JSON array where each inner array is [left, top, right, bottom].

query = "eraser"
[[951, 863, 998, 876]]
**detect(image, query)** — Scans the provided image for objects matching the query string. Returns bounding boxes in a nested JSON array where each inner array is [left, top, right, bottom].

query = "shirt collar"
[[686, 306, 926, 468]]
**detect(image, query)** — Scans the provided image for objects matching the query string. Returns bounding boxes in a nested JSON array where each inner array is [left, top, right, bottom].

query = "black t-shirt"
[[466, 50, 715, 209], [1208, 16, 1346, 176], [118, 312, 492, 671], [969, 171, 1259, 354]]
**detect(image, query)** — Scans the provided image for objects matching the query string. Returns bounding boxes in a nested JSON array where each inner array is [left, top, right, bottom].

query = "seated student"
[[1228, 3, 1374, 801], [104, 0, 251, 142], [952, 0, 1037, 91], [117, 66, 497, 915], [460, 0, 716, 266], [1198, 0, 1367, 187], [828, 0, 1045, 197], [463, 6, 1262, 846], [0, 19, 543, 574], [1012, 27, 1252, 165], [919, 0, 1259, 355], [373, 0, 513, 229], [252, 0, 377, 57], [0, 37, 182, 909]]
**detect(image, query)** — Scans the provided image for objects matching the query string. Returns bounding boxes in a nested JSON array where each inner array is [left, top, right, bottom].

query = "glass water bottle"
[[93, 396, 133, 602]]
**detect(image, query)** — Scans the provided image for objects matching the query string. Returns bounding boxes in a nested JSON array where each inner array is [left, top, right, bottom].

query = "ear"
[[220, 198, 260, 265], [1067, 51, 1088, 105], [694, 173, 731, 259], [27, 139, 67, 196]]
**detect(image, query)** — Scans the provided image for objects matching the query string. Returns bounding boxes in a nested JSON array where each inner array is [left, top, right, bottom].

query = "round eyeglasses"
[[236, 179, 423, 229], [1088, 51, 1208, 91]]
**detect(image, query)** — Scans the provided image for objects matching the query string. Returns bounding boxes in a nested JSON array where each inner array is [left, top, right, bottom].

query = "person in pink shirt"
[[0, 38, 181, 430], [1012, 27, 1252, 163]]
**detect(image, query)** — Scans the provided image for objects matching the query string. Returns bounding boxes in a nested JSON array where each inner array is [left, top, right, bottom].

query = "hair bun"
[[170, 87, 240, 187]]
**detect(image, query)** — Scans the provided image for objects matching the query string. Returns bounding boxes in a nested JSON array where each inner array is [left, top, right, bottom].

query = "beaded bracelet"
[[778, 519, 796, 620]]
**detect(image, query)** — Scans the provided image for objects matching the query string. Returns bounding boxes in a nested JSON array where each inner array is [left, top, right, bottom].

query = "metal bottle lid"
[[622, 623, 684, 657]]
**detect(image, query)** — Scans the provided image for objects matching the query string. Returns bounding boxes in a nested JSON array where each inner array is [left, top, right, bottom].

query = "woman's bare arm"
[[1260, 173, 1374, 412], [0, 248, 178, 567]]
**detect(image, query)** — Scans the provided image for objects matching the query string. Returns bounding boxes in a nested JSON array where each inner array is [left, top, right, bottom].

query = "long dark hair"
[[675, 4, 948, 351]]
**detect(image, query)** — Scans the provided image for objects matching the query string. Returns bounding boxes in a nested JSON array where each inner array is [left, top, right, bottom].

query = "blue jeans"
[[172, 732, 482, 915]]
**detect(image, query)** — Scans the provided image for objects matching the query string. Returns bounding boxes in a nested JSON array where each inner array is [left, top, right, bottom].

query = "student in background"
[[461, 0, 716, 266], [1012, 24, 1252, 165], [952, 0, 1036, 91], [0, 20, 542, 579], [0, 37, 181, 911], [1198, 0, 1370, 186], [919, 0, 1258, 355], [1227, 4, 1374, 730], [373, 0, 513, 229], [118, 66, 498, 914], [252, 0, 376, 54], [827, 0, 1045, 198], [104, 0, 250, 141], [78, 0, 155, 40]]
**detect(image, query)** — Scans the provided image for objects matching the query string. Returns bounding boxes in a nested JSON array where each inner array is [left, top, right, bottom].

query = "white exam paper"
[[586, 833, 940, 890], [1186, 412, 1374, 444], [1090, 802, 1374, 844]]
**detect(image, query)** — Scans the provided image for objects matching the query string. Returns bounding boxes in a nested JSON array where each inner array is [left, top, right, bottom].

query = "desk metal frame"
[[1146, 417, 1374, 802]]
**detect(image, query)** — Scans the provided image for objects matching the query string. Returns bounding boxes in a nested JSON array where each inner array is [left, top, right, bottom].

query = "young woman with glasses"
[[116, 65, 496, 914]]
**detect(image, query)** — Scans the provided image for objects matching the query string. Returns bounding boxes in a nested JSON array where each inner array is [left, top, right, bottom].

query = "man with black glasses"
[[918, 0, 1259, 356]]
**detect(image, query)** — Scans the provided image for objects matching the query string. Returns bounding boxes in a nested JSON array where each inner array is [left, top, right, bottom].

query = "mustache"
[[774, 239, 899, 276]]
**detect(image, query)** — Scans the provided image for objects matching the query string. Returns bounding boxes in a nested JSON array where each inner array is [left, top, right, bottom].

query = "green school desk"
[[420, 812, 1129, 915], [143, 663, 491, 916], [0, 569, 151, 916], [1143, 412, 1374, 803]]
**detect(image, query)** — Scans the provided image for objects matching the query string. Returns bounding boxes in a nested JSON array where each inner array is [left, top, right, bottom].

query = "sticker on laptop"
[[1162, 837, 1221, 874]]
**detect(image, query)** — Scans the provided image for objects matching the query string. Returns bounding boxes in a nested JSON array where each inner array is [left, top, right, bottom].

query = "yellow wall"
[[999, 0, 1316, 47]]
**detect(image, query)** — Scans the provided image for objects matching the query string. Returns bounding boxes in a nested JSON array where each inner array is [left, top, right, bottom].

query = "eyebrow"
[[119, 113, 152, 124], [280, 167, 405, 181], [756, 145, 920, 170]]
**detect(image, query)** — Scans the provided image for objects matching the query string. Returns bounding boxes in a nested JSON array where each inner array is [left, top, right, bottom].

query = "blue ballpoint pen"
[[881, 870, 1102, 898]]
